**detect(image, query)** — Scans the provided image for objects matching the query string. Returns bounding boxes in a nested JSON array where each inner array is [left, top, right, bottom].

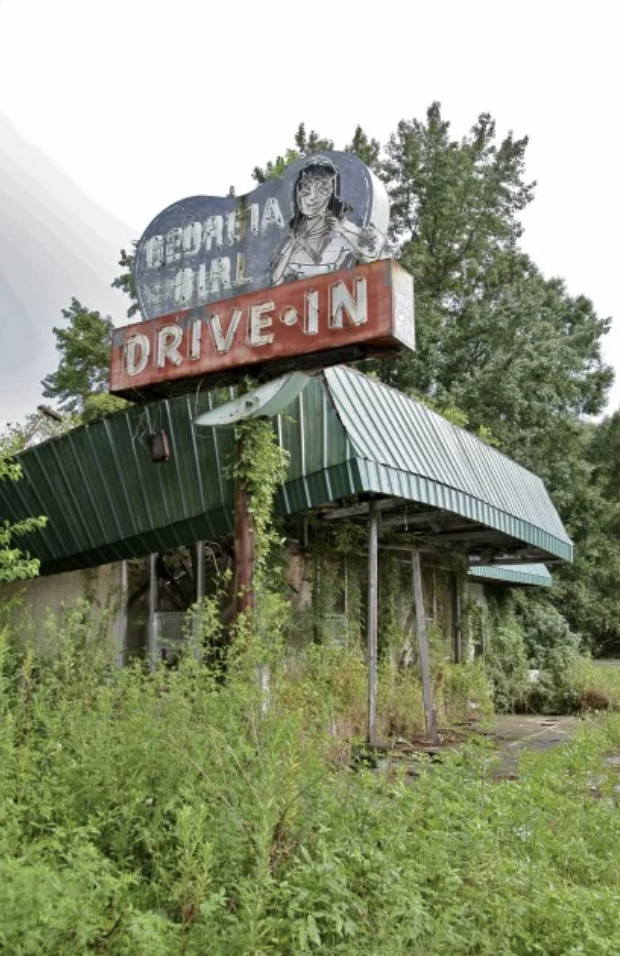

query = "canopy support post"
[[367, 499, 379, 745], [412, 549, 439, 745], [148, 553, 158, 672]]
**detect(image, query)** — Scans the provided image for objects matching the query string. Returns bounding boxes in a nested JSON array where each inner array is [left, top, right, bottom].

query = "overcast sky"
[[0, 0, 618, 427]]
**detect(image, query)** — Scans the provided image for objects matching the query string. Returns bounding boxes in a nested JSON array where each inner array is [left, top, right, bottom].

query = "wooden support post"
[[367, 499, 379, 745], [411, 549, 439, 745], [234, 433, 255, 620], [117, 559, 128, 667], [148, 553, 158, 671]]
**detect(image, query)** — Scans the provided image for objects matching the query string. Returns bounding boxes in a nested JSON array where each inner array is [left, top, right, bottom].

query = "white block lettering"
[[233, 253, 251, 287], [209, 309, 242, 354], [183, 222, 202, 255], [329, 277, 367, 328], [249, 300, 275, 346], [249, 203, 260, 234], [304, 289, 319, 334], [197, 263, 207, 299], [203, 215, 224, 252], [165, 227, 183, 263], [226, 210, 238, 245], [145, 235, 164, 268], [157, 326, 184, 367], [174, 267, 195, 304], [189, 319, 202, 360], [124, 333, 150, 376], [209, 257, 231, 295]]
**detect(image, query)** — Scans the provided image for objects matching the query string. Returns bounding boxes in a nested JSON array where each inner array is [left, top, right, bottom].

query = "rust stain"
[[110, 259, 414, 399]]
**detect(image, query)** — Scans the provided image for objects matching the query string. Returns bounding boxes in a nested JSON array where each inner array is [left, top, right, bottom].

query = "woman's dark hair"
[[289, 157, 348, 230]]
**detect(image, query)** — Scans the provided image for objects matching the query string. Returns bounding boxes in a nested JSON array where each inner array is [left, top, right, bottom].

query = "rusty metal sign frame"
[[111, 259, 414, 400]]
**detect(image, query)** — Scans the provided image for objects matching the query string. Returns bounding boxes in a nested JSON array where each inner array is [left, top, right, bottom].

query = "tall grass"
[[2, 611, 620, 954]]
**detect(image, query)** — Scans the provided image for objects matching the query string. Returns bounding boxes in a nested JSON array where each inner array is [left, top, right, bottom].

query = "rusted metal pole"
[[411, 549, 439, 745], [367, 499, 379, 745], [234, 434, 255, 620]]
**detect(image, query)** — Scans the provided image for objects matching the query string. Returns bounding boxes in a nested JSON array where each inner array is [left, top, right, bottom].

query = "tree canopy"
[[39, 298, 128, 424], [41, 298, 115, 415], [255, 108, 616, 651]]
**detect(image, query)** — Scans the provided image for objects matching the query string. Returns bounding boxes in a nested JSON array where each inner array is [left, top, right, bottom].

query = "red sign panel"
[[110, 259, 414, 400]]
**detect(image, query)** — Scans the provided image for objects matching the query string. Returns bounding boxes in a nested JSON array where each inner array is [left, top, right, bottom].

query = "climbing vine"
[[231, 416, 289, 580]]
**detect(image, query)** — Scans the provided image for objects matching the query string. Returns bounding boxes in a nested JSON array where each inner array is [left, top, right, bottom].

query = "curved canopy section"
[[0, 367, 572, 575], [321, 367, 572, 562], [469, 564, 553, 588]]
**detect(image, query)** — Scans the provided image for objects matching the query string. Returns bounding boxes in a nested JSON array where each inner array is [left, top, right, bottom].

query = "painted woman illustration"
[[270, 156, 387, 285]]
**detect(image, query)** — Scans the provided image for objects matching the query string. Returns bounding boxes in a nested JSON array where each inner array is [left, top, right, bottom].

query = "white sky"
[[1, 0, 619, 416]]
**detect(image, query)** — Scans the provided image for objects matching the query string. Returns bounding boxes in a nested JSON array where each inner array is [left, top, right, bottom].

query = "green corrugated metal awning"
[[0, 367, 572, 575], [469, 564, 553, 588], [321, 368, 571, 561]]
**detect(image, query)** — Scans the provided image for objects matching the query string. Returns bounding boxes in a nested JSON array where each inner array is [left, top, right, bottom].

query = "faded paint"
[[134, 152, 390, 321], [110, 260, 415, 399]]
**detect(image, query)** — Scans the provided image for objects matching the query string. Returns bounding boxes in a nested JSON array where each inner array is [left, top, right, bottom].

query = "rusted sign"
[[134, 151, 390, 321], [110, 259, 414, 399]]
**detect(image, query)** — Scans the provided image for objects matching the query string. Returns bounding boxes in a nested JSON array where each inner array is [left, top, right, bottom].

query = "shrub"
[[4, 618, 620, 953], [484, 593, 586, 714]]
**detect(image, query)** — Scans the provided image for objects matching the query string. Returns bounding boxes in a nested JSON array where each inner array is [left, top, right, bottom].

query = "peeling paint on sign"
[[111, 260, 414, 400], [134, 152, 390, 321]]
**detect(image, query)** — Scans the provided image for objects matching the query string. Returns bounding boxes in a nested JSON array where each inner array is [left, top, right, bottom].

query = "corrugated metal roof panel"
[[324, 366, 572, 559], [0, 367, 572, 573], [469, 564, 553, 588]]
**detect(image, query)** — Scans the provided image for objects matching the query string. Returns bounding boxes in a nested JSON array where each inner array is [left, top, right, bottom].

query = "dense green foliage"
[[111, 245, 140, 319], [482, 590, 586, 713], [256, 109, 617, 653], [3, 619, 620, 955], [38, 298, 128, 424], [232, 415, 290, 579], [0, 452, 46, 583], [41, 298, 115, 414]]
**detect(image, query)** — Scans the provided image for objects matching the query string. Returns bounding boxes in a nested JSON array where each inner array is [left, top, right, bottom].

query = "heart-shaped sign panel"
[[134, 151, 390, 321]]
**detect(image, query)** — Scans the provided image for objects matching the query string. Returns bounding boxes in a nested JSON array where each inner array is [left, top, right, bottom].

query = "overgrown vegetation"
[[0, 451, 46, 582], [7, 103, 618, 650], [253, 111, 618, 655], [2, 614, 620, 955]]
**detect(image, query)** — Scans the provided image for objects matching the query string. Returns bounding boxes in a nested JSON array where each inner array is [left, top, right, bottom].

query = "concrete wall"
[[0, 548, 476, 665], [0, 562, 126, 660]]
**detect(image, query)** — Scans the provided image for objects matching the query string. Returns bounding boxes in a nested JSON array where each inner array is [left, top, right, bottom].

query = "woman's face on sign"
[[297, 174, 333, 218]]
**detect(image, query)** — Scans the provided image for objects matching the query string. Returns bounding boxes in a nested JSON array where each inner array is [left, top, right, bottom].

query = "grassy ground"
[[2, 621, 620, 955]]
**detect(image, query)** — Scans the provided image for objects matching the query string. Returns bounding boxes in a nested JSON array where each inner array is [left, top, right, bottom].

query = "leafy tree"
[[252, 123, 334, 183], [554, 412, 620, 654], [253, 108, 616, 651], [0, 408, 69, 453], [345, 125, 382, 171], [111, 244, 141, 318], [0, 451, 46, 582], [41, 299, 115, 415]]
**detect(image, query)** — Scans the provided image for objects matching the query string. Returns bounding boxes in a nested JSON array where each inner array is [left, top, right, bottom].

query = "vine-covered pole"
[[411, 548, 439, 744], [367, 499, 379, 745], [233, 431, 256, 619]]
